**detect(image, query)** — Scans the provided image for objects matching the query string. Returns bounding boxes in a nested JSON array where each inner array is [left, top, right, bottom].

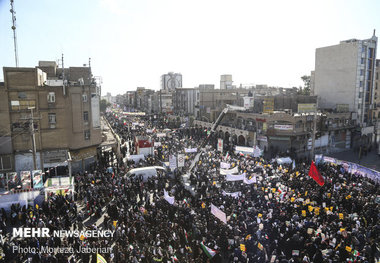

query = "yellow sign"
[[302, 210, 306, 217], [345, 246, 352, 252], [272, 188, 276, 193], [327, 193, 331, 198], [314, 207, 320, 215], [330, 206, 333, 211], [113, 221, 117, 227], [308, 206, 314, 212], [258, 213, 262, 218], [240, 244, 246, 252], [340, 228, 345, 233], [305, 191, 308, 196], [345, 195, 351, 200], [263, 98, 274, 113], [291, 197, 295, 202], [201, 202, 206, 209], [339, 213, 344, 220]]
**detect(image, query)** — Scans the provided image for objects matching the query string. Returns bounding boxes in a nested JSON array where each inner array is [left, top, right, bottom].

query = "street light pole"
[[310, 101, 318, 161]]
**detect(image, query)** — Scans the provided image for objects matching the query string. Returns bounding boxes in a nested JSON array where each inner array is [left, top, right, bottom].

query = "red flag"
[[308, 161, 324, 186]]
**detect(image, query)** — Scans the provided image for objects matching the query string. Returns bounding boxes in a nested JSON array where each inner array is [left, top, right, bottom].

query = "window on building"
[[11, 100, 20, 110], [377, 72, 378, 80], [48, 113, 56, 125], [0, 156, 12, 170], [83, 111, 89, 122], [47, 92, 55, 103], [82, 93, 88, 102], [84, 130, 90, 140], [360, 81, 363, 87], [361, 58, 364, 64], [360, 69, 364, 76]]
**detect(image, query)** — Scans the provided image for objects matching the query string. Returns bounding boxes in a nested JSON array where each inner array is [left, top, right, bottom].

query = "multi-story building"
[[161, 72, 182, 92], [313, 32, 377, 126], [173, 88, 198, 116], [375, 60, 380, 149], [374, 60, 380, 120], [0, 61, 102, 175], [220, 74, 233, 89]]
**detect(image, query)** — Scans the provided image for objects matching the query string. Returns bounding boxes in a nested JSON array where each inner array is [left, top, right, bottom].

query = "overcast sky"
[[0, 0, 379, 95]]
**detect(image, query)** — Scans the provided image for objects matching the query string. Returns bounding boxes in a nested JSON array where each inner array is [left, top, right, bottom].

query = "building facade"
[[220, 74, 233, 89], [0, 62, 102, 175], [161, 72, 182, 92], [313, 33, 377, 126]]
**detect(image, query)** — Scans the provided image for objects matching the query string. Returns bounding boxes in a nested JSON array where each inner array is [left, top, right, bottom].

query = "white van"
[[125, 166, 166, 182]]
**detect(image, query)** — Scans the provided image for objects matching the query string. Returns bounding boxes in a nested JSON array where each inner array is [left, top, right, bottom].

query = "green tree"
[[299, 75, 311, 95], [100, 99, 111, 112]]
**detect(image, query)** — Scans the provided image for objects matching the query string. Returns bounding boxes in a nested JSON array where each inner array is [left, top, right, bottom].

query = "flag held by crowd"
[[201, 242, 217, 259], [308, 161, 325, 186]]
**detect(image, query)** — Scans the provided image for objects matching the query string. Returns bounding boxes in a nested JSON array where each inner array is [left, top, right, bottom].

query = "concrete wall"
[[314, 42, 358, 111]]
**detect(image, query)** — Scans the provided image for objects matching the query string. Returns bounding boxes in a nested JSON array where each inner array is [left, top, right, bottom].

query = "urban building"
[[173, 88, 198, 116], [161, 72, 182, 92], [375, 59, 380, 149], [220, 74, 234, 89], [0, 61, 102, 175], [313, 32, 377, 126]]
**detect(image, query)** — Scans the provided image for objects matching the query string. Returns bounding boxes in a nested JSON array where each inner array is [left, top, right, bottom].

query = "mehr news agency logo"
[[4, 228, 115, 255]]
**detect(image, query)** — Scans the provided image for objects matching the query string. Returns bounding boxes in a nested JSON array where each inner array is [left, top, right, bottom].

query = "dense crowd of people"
[[0, 112, 379, 262]]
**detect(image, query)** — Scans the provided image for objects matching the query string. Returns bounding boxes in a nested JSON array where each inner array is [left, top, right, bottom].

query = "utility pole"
[[310, 101, 318, 161]]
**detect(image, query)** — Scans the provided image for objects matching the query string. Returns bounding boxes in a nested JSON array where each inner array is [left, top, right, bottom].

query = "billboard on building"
[[32, 170, 43, 189], [20, 171, 31, 189], [243, 97, 254, 109], [298, 103, 316, 113], [7, 172, 20, 190], [263, 98, 274, 113], [274, 124, 293, 131]]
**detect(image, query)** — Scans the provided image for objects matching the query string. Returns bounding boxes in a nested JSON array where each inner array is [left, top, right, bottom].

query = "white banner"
[[243, 175, 257, 184], [220, 162, 231, 169], [220, 166, 239, 175], [184, 148, 198, 153], [169, 155, 177, 170], [234, 146, 254, 154], [156, 133, 166, 138], [253, 146, 262, 158], [274, 124, 293, 131], [217, 138, 223, 152], [222, 191, 241, 198], [177, 154, 185, 168], [211, 204, 227, 224], [226, 173, 246, 181], [164, 190, 175, 205], [154, 142, 162, 147], [146, 129, 153, 133]]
